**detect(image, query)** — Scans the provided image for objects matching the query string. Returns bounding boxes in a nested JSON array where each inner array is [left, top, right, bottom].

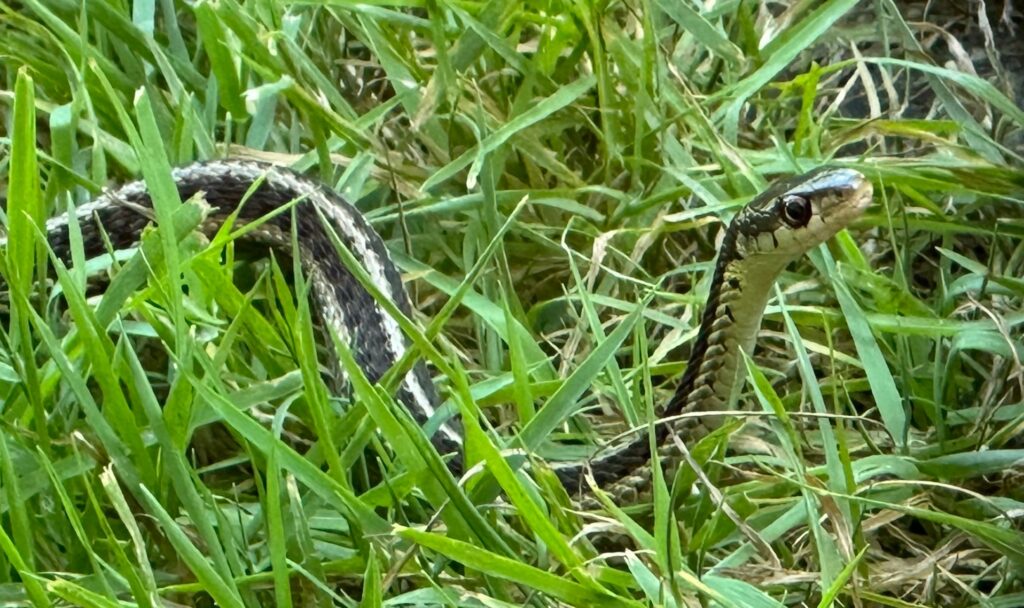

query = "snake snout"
[[834, 169, 874, 212]]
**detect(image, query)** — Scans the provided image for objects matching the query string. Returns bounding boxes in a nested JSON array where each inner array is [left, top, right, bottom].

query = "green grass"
[[1, 0, 1023, 606]]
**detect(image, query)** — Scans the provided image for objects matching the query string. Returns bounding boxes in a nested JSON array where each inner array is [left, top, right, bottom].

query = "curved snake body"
[[0, 161, 871, 500]]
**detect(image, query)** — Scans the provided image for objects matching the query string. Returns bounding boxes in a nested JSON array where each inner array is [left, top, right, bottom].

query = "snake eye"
[[781, 195, 812, 227]]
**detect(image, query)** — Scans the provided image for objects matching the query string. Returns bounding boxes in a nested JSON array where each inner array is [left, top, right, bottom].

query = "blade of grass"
[[397, 526, 644, 607]]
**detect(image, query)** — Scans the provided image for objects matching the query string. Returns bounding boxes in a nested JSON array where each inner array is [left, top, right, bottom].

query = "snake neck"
[[664, 229, 785, 423], [554, 226, 791, 496]]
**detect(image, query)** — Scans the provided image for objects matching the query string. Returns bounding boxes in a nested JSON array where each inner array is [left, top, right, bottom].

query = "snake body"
[[1, 160, 871, 500]]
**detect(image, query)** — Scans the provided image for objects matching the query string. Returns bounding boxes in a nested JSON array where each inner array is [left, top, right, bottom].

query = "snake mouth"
[[849, 172, 874, 212]]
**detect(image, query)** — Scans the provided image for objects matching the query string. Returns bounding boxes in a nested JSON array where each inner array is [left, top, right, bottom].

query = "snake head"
[[730, 167, 873, 263]]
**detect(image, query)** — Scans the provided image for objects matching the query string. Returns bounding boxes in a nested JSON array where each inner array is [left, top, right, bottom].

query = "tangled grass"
[[0, 0, 1022, 605]]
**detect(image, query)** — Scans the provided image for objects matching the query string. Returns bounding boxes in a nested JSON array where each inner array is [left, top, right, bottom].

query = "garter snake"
[[0, 161, 872, 501]]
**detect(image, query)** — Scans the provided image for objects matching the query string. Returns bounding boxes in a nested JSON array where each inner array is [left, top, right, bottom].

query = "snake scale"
[[0, 160, 872, 502]]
